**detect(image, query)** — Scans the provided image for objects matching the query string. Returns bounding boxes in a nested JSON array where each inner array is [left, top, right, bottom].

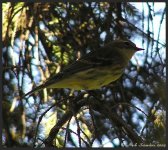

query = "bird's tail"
[[23, 75, 58, 98], [23, 84, 46, 98]]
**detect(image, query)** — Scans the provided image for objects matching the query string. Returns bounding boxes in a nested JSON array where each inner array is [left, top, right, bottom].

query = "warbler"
[[24, 39, 144, 97]]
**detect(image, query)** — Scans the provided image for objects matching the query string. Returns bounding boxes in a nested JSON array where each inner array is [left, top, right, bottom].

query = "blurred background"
[[2, 2, 166, 148]]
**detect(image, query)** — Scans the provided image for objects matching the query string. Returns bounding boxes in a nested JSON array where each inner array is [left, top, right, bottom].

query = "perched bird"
[[24, 39, 144, 97]]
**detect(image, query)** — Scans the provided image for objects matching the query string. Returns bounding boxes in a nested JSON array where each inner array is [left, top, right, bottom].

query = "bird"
[[24, 39, 144, 97]]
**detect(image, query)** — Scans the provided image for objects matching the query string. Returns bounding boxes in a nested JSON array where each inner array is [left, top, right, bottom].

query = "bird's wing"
[[44, 44, 121, 85], [62, 44, 120, 74]]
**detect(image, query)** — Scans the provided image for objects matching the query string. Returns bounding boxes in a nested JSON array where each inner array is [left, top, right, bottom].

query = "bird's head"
[[112, 40, 144, 60]]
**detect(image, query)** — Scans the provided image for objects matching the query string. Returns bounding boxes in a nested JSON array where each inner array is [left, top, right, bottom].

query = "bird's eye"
[[124, 41, 130, 46]]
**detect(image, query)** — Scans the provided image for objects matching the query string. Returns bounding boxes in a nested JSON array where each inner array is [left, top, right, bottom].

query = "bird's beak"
[[136, 47, 144, 51]]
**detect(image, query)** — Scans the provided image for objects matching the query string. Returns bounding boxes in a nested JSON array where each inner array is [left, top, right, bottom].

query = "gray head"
[[109, 39, 144, 61], [112, 40, 144, 51]]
